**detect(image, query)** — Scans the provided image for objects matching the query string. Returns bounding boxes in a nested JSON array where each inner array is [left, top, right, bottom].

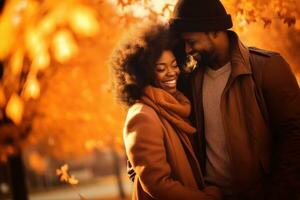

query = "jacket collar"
[[228, 31, 252, 78]]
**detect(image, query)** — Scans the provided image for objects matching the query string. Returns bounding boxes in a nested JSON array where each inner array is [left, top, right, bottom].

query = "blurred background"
[[0, 0, 299, 200]]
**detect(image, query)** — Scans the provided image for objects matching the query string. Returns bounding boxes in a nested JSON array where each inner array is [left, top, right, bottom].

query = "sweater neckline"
[[205, 62, 231, 79]]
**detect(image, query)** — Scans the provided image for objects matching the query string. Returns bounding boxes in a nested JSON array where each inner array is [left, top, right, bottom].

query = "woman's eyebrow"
[[156, 59, 176, 66], [155, 62, 166, 65]]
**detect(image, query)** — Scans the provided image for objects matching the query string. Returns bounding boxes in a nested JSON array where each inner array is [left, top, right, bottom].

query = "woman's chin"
[[166, 88, 177, 95], [157, 84, 177, 95]]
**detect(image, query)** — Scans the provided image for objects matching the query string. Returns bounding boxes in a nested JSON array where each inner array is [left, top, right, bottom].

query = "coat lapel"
[[190, 65, 207, 171]]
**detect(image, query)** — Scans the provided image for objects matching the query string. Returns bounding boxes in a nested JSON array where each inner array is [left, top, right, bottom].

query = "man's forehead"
[[181, 32, 201, 39]]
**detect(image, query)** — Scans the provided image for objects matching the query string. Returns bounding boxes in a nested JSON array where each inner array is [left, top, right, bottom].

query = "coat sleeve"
[[261, 55, 300, 199], [124, 106, 218, 200]]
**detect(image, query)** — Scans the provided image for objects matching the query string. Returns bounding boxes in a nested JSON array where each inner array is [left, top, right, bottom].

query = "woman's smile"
[[162, 79, 177, 88], [155, 50, 180, 95]]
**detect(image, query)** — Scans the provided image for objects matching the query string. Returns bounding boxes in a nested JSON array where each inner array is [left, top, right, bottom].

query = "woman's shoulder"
[[126, 102, 159, 123], [123, 102, 164, 138]]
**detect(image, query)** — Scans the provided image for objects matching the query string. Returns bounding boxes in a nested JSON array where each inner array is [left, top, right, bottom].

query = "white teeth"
[[165, 80, 176, 84], [164, 79, 176, 87]]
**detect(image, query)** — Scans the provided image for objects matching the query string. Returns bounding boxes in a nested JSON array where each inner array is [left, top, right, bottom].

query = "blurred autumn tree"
[[0, 0, 106, 161], [0, 0, 299, 163], [223, 0, 300, 84]]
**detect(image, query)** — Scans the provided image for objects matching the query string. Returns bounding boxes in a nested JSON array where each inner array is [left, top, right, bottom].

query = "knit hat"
[[170, 0, 233, 32]]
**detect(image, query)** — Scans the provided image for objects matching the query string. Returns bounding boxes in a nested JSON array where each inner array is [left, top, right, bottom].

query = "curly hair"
[[110, 23, 186, 106]]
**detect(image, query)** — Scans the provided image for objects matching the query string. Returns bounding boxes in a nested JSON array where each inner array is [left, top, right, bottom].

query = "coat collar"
[[228, 31, 252, 78]]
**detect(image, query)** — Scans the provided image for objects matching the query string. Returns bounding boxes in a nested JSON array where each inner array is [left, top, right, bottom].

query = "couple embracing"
[[110, 0, 300, 200]]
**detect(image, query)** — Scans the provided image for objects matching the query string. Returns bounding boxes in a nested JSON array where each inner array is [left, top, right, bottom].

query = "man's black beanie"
[[170, 0, 233, 32]]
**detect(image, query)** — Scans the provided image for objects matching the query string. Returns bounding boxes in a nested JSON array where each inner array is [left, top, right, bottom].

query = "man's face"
[[182, 32, 217, 66]]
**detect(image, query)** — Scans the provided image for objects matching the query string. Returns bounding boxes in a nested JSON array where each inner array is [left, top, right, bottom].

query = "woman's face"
[[155, 50, 180, 95]]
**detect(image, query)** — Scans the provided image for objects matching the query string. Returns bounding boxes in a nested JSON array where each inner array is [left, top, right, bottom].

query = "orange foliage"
[[56, 164, 79, 185], [0, 0, 299, 161], [28, 151, 47, 175], [223, 0, 300, 84]]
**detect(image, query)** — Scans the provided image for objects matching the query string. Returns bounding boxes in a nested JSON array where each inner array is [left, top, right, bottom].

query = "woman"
[[110, 24, 221, 200]]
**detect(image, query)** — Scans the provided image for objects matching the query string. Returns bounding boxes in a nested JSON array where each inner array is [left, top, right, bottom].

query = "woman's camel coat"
[[123, 86, 220, 200]]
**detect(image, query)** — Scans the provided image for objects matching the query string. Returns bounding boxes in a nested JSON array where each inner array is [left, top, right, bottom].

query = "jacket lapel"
[[189, 66, 207, 171], [176, 128, 205, 188]]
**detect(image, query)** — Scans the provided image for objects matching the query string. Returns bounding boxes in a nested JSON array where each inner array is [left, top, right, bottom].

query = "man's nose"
[[185, 43, 192, 54]]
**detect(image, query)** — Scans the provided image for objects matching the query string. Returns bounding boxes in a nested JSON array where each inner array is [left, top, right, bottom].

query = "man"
[[169, 0, 300, 200]]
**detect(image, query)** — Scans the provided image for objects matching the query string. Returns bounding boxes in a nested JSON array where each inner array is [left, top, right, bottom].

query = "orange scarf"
[[141, 86, 196, 134]]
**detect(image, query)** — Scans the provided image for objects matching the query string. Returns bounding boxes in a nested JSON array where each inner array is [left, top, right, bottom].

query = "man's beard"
[[192, 50, 215, 67]]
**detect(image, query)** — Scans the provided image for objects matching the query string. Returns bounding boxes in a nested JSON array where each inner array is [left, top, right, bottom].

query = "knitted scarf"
[[140, 85, 196, 134]]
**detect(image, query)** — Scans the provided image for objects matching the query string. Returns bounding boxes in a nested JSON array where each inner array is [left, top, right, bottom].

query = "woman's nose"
[[166, 68, 177, 76]]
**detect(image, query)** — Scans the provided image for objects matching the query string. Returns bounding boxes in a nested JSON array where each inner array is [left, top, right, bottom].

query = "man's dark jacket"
[[179, 31, 300, 200]]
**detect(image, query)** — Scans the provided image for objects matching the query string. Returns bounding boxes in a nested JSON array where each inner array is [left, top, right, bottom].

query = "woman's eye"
[[156, 66, 165, 72]]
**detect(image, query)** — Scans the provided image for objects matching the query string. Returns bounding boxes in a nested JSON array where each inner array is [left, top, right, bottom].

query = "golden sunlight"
[[68, 5, 100, 37], [22, 75, 40, 100], [0, 0, 298, 161], [51, 29, 78, 63], [5, 93, 24, 124], [31, 51, 50, 71], [9, 48, 24, 76]]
